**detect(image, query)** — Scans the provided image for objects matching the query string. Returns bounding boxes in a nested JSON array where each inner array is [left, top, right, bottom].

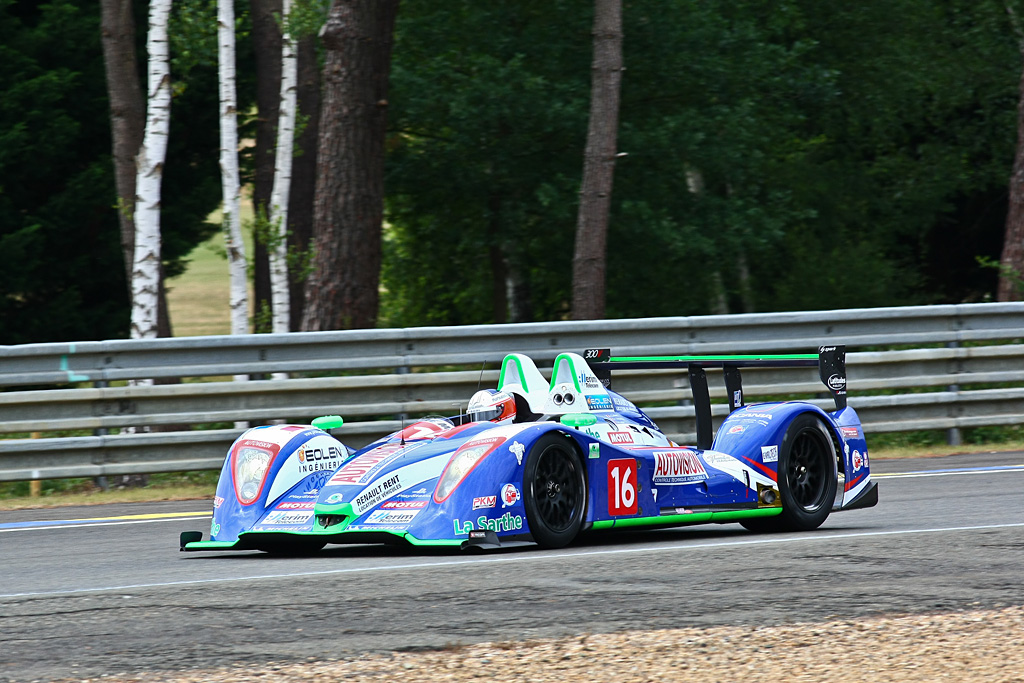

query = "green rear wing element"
[[584, 346, 847, 450]]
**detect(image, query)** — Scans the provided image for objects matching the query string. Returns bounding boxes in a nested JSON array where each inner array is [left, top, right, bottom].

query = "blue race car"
[[180, 346, 877, 553]]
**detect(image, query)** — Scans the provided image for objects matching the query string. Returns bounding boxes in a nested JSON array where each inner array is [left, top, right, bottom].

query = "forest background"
[[1, 0, 1022, 346]]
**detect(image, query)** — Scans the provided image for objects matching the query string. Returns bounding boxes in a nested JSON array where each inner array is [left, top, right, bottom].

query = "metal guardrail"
[[3, 302, 1023, 385], [1, 303, 1022, 482]]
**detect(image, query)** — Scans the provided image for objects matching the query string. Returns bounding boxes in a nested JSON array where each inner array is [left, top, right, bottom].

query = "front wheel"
[[523, 432, 587, 548], [741, 413, 837, 533]]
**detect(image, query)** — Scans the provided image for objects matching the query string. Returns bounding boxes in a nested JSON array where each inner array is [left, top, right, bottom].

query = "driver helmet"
[[467, 389, 517, 424]]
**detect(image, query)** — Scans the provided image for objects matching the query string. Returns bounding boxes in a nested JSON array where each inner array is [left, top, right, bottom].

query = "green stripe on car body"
[[590, 506, 783, 530], [609, 354, 818, 362]]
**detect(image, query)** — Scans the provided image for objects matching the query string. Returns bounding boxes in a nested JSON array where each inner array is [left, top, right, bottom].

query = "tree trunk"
[[269, 0, 297, 334], [218, 0, 249, 336], [288, 35, 321, 331], [999, 46, 1024, 299], [249, 0, 283, 327], [302, 0, 398, 331], [99, 0, 144, 294], [131, 0, 173, 343], [571, 0, 622, 320]]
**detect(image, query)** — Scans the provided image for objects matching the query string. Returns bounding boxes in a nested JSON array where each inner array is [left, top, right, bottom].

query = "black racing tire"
[[523, 432, 587, 549], [741, 413, 838, 533]]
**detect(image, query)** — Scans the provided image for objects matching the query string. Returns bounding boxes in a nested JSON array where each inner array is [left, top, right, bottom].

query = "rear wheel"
[[741, 413, 837, 533], [523, 432, 587, 548]]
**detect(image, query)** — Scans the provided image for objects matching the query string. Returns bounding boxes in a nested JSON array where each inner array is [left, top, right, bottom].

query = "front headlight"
[[233, 446, 272, 505], [433, 436, 505, 503]]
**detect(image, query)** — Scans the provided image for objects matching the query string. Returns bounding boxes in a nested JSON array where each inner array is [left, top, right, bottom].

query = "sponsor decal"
[[819, 345, 838, 354], [852, 450, 864, 471], [728, 425, 744, 434], [453, 512, 524, 535], [276, 501, 315, 510], [827, 374, 847, 391], [733, 390, 742, 406], [325, 492, 344, 504], [653, 450, 708, 484], [607, 458, 638, 515], [579, 372, 601, 389], [761, 445, 779, 463], [701, 451, 733, 466], [242, 439, 277, 451], [210, 521, 221, 536], [586, 395, 613, 411], [510, 441, 526, 466], [501, 483, 521, 508], [213, 496, 224, 509], [612, 396, 635, 411], [840, 426, 860, 439], [348, 524, 409, 531], [296, 444, 346, 474], [380, 500, 427, 509], [743, 412, 774, 420], [329, 444, 405, 485], [353, 474, 402, 513], [364, 509, 419, 526], [473, 495, 497, 510], [263, 510, 313, 525], [352, 456, 450, 514], [608, 431, 633, 445], [589, 443, 601, 459]]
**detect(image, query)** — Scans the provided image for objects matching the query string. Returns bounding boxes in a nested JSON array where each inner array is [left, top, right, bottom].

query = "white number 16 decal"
[[607, 458, 637, 516]]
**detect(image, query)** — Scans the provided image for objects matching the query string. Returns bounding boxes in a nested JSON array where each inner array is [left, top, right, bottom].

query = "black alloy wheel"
[[523, 432, 587, 548], [741, 413, 838, 533]]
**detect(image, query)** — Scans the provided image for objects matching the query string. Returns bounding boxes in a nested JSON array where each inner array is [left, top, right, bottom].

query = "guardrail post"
[[94, 379, 110, 491], [30, 432, 41, 497], [946, 341, 962, 446]]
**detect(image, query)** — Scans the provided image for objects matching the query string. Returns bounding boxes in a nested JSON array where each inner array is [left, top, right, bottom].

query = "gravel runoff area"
[[64, 605, 1024, 683]]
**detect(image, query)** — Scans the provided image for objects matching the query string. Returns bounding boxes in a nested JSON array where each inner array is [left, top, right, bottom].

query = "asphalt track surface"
[[1, 452, 1023, 682]]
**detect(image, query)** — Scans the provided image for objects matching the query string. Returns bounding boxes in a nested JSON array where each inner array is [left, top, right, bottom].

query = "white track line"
[[3, 521, 1022, 600]]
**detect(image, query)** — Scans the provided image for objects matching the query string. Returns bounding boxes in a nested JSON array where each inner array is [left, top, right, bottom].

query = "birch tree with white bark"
[[218, 0, 249, 335], [268, 0, 298, 334], [131, 0, 173, 349]]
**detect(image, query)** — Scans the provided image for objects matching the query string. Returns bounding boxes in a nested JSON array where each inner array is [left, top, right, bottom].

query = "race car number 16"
[[607, 458, 638, 516]]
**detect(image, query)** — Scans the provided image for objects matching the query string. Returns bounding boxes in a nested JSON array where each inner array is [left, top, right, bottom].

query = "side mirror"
[[560, 413, 597, 428], [311, 415, 345, 430]]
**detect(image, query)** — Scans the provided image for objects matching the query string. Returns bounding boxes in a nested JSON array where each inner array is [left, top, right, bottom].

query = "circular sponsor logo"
[[827, 374, 846, 391], [325, 492, 344, 504], [501, 483, 521, 507]]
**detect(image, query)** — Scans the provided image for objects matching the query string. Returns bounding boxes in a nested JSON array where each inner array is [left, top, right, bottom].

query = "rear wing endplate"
[[584, 346, 847, 450]]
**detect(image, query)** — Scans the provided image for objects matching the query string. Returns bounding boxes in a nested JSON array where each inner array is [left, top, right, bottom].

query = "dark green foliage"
[[2, 0, 1022, 339], [0, 0, 129, 344], [0, 0, 235, 344], [383, 1, 592, 326], [382, 0, 1021, 325]]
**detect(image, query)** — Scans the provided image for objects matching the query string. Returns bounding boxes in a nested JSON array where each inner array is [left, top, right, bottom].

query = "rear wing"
[[583, 346, 847, 449]]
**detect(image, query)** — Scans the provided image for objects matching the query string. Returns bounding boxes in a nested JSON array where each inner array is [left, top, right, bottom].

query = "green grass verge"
[[166, 196, 254, 338], [0, 471, 219, 511]]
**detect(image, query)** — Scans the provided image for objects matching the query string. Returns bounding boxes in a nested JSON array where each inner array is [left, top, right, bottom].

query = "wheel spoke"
[[531, 445, 581, 531], [787, 431, 829, 510]]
